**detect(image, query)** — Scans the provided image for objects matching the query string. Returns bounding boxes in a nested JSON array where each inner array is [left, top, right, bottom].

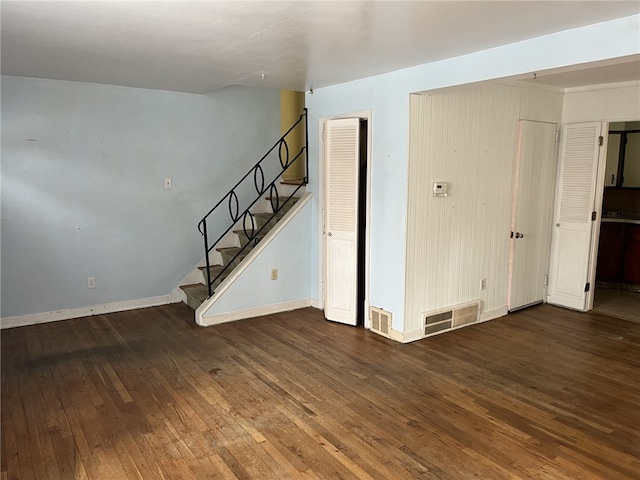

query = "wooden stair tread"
[[233, 228, 267, 236], [181, 283, 207, 290], [265, 196, 300, 201], [198, 264, 228, 275], [216, 246, 248, 253], [180, 283, 209, 310], [180, 283, 208, 297], [198, 264, 223, 270]]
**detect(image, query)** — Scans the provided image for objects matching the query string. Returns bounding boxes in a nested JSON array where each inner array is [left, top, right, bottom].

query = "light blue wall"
[[1, 76, 280, 317], [306, 15, 640, 332]]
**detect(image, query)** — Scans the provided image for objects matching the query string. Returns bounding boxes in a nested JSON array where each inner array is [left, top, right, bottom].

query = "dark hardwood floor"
[[2, 303, 639, 479]]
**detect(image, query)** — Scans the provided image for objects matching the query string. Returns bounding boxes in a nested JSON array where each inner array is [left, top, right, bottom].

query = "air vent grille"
[[453, 304, 479, 327], [370, 307, 391, 338], [422, 301, 480, 337]]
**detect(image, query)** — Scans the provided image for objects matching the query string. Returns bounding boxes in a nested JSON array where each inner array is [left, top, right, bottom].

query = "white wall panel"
[[405, 84, 562, 334], [562, 83, 640, 124], [517, 86, 564, 123]]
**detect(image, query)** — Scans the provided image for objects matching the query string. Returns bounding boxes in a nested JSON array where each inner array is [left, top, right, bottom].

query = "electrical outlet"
[[480, 278, 486, 291], [271, 269, 278, 280], [164, 178, 172, 189], [88, 277, 96, 289]]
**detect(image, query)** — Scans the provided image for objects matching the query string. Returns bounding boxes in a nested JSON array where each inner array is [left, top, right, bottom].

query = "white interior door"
[[548, 122, 606, 311], [508, 120, 557, 310], [324, 118, 360, 325]]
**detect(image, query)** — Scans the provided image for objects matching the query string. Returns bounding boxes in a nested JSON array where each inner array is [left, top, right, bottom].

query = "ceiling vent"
[[422, 300, 480, 337], [370, 307, 392, 338]]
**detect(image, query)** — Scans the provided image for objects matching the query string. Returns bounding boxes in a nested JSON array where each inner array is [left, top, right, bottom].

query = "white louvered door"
[[325, 118, 360, 325], [548, 122, 606, 310], [508, 121, 557, 311]]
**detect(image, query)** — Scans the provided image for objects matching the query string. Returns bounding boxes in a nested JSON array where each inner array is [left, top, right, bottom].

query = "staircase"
[[177, 109, 308, 313], [179, 187, 303, 310]]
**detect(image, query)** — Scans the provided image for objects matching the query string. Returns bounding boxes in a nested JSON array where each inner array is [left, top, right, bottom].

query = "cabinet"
[[596, 223, 625, 281], [597, 222, 640, 285], [623, 225, 640, 284]]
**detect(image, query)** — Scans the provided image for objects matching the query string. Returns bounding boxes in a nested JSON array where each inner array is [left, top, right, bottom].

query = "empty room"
[[2, 2, 639, 479]]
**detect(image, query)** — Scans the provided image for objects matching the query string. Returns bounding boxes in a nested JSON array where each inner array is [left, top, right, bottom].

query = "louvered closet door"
[[325, 118, 360, 326], [548, 123, 605, 311]]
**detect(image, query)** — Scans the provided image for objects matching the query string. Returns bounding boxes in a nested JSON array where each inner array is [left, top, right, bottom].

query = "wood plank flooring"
[[593, 287, 640, 324], [2, 303, 639, 479]]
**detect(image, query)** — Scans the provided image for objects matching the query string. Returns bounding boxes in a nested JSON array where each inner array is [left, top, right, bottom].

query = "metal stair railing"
[[197, 108, 308, 298]]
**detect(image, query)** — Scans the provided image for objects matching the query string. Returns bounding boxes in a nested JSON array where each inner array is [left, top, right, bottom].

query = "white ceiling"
[[2, 1, 639, 94]]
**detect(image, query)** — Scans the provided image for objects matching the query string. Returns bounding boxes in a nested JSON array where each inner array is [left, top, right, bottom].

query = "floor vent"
[[370, 307, 392, 338], [422, 301, 480, 337]]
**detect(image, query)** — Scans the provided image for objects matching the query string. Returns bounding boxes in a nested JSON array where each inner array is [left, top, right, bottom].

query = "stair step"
[[233, 229, 267, 247], [216, 246, 250, 266], [233, 212, 283, 239], [233, 197, 300, 251], [181, 265, 233, 311], [265, 196, 300, 213], [253, 212, 281, 228], [199, 264, 230, 282], [276, 180, 306, 197], [180, 284, 209, 310], [265, 195, 300, 202]]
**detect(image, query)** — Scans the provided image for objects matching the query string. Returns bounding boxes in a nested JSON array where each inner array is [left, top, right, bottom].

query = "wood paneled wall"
[[404, 84, 563, 336]]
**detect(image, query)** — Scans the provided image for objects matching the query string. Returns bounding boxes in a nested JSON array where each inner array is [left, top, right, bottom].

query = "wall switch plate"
[[88, 277, 96, 289], [271, 269, 278, 280], [164, 178, 172, 189]]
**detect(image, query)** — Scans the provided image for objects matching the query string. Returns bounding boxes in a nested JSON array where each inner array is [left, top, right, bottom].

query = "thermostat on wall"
[[433, 182, 448, 197]]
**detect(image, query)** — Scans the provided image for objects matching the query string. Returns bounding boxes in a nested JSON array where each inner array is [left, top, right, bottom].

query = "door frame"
[[319, 110, 372, 327]]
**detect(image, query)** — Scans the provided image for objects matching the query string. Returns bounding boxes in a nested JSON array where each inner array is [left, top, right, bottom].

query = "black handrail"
[[198, 108, 308, 298]]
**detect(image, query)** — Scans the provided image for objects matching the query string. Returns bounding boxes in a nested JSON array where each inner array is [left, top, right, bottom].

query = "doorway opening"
[[593, 120, 640, 323], [356, 119, 368, 326]]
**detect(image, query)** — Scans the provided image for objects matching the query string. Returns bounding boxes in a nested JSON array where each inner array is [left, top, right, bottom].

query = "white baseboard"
[[197, 299, 313, 327], [0, 294, 172, 329], [479, 305, 509, 323], [388, 327, 423, 344]]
